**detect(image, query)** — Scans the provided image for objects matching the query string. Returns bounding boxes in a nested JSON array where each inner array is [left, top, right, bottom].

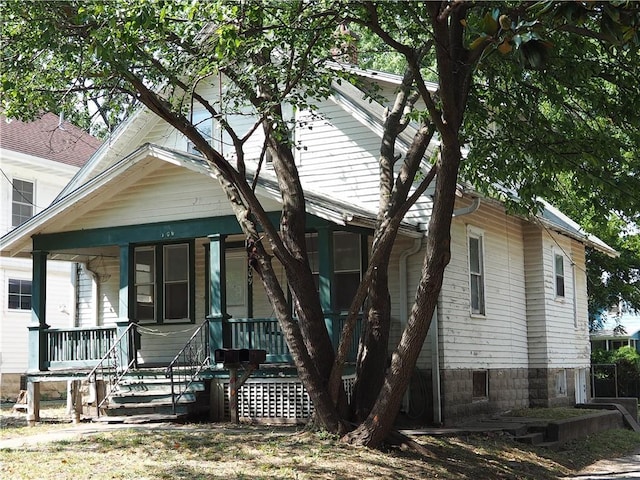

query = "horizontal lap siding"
[[523, 225, 548, 367], [63, 162, 281, 231], [572, 242, 590, 363], [391, 236, 438, 370], [296, 101, 382, 211], [0, 260, 74, 373], [541, 233, 588, 368], [439, 204, 528, 370], [98, 256, 121, 326]]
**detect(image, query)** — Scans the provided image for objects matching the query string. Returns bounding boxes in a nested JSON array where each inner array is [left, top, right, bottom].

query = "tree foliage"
[[2, 1, 640, 448]]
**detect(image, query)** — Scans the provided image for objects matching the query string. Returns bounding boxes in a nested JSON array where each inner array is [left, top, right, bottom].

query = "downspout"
[[77, 261, 101, 407], [399, 195, 481, 423], [79, 262, 100, 328], [399, 237, 423, 414]]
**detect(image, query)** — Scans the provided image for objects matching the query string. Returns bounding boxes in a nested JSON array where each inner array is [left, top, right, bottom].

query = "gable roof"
[[0, 68, 617, 258], [0, 113, 102, 167], [0, 143, 421, 257]]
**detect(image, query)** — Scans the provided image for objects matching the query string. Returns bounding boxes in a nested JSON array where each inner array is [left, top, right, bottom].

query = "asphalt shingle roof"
[[0, 113, 102, 167]]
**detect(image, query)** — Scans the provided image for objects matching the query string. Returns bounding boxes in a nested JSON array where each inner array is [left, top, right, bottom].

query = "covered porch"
[[23, 214, 365, 423]]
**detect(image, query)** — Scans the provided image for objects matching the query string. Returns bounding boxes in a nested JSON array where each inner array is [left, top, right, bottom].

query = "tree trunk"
[[352, 245, 392, 421], [344, 140, 462, 447]]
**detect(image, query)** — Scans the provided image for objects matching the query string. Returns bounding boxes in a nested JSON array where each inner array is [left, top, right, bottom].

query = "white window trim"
[[11, 177, 36, 228], [467, 225, 486, 317], [553, 249, 566, 300], [7, 277, 32, 312]]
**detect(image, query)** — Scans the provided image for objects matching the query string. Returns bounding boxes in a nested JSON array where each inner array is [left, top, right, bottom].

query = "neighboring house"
[[0, 70, 616, 425], [0, 113, 101, 399], [590, 329, 640, 354]]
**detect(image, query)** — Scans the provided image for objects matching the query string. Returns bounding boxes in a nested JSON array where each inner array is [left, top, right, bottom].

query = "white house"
[[0, 113, 101, 399], [0, 71, 616, 424]]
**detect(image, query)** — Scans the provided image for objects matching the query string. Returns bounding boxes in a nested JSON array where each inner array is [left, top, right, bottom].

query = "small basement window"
[[472, 370, 488, 401]]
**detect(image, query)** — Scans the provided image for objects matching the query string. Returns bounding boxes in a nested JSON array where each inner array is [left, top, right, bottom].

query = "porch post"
[[208, 234, 227, 354], [30, 250, 49, 372], [117, 245, 133, 368], [118, 244, 130, 320], [316, 226, 338, 347]]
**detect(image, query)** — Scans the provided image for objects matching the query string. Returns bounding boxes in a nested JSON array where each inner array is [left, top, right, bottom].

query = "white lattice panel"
[[218, 374, 356, 422]]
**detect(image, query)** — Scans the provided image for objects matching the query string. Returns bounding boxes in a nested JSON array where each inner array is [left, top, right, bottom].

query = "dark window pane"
[[164, 244, 188, 282], [473, 371, 488, 398], [165, 283, 188, 319], [335, 272, 360, 311], [8, 294, 19, 309]]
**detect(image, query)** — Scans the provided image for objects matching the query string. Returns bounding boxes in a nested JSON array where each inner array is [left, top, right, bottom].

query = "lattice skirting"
[[211, 374, 356, 423]]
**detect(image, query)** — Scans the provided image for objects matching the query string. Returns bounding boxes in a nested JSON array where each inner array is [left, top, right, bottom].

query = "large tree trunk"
[[344, 140, 462, 447], [352, 248, 392, 421]]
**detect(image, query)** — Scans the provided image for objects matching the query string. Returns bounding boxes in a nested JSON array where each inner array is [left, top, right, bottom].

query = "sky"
[[602, 312, 640, 334]]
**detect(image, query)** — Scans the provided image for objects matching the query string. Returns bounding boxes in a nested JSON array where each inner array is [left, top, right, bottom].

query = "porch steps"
[[97, 370, 209, 421]]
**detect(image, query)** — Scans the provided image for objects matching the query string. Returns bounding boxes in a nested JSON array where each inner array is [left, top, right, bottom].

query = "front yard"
[[1, 401, 639, 479]]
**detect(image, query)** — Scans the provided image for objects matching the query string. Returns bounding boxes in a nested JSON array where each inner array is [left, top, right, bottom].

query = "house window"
[[333, 232, 361, 311], [134, 243, 193, 323], [134, 247, 155, 321], [305, 231, 362, 311], [468, 229, 485, 315], [12, 179, 34, 227], [163, 244, 189, 320], [306, 233, 320, 291], [555, 369, 567, 396], [187, 110, 213, 156], [8, 279, 32, 310], [473, 370, 488, 400], [554, 253, 565, 297]]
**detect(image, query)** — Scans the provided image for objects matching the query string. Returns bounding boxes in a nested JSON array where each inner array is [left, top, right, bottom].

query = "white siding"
[[62, 161, 282, 231], [438, 202, 529, 370], [0, 151, 80, 376], [0, 258, 74, 374], [524, 226, 590, 369]]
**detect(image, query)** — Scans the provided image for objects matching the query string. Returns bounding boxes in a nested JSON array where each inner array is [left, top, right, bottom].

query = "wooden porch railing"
[[45, 326, 117, 369], [222, 315, 362, 363], [226, 317, 291, 363], [30, 316, 362, 373]]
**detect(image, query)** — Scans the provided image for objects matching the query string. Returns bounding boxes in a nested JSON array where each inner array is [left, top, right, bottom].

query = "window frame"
[[332, 231, 362, 312], [132, 241, 195, 324], [554, 251, 565, 298], [472, 370, 489, 401], [11, 178, 34, 228], [467, 226, 486, 316], [7, 278, 32, 311]]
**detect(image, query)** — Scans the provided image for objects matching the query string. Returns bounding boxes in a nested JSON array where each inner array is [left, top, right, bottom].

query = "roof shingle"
[[0, 113, 102, 167]]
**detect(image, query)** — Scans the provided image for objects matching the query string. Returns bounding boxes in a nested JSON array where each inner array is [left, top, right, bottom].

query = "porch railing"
[[226, 317, 291, 363], [45, 326, 117, 369], [165, 319, 210, 414], [87, 323, 138, 417], [224, 315, 362, 363]]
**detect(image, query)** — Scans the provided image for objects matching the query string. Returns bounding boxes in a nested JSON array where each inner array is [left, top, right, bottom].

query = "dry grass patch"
[[2, 403, 640, 479]]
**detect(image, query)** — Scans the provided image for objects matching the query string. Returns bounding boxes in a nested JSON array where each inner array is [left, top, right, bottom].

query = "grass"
[[1, 402, 640, 479]]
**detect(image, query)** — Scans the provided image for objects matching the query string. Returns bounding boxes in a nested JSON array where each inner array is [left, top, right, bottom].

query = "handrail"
[[87, 323, 138, 417], [165, 319, 210, 414]]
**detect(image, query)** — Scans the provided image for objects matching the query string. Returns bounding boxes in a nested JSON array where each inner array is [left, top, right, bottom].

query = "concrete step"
[[94, 413, 188, 424], [114, 380, 206, 395], [108, 391, 199, 405], [514, 432, 545, 445]]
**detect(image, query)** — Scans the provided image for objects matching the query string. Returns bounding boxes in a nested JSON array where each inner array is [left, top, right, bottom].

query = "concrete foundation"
[[0, 373, 66, 401], [441, 368, 529, 425], [528, 367, 579, 408]]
